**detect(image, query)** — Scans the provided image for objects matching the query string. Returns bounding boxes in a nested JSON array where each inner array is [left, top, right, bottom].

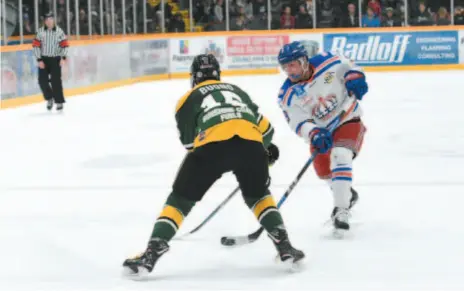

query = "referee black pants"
[[38, 56, 65, 103]]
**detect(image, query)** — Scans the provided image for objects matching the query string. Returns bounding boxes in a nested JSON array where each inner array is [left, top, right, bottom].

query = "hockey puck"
[[220, 236, 235, 246]]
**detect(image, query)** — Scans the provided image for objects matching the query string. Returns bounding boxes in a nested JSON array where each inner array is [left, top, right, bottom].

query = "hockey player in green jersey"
[[122, 54, 304, 277]]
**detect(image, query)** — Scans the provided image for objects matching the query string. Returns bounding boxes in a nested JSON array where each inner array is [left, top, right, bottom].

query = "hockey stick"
[[220, 152, 317, 246], [174, 186, 241, 240], [219, 103, 354, 247]]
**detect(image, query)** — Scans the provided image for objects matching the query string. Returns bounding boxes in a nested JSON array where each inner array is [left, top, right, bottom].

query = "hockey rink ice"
[[1, 71, 464, 290]]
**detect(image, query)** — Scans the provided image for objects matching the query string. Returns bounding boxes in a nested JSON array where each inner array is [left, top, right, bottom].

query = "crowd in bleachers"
[[192, 0, 464, 30], [6, 0, 464, 39]]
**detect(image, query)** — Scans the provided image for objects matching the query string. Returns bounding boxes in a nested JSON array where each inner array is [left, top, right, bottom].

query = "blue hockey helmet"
[[277, 41, 309, 66]]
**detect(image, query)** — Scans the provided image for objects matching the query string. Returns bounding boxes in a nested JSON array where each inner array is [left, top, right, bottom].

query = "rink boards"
[[1, 26, 463, 109]]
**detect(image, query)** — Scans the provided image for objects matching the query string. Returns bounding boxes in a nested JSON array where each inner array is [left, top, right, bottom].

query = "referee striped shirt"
[[32, 26, 69, 61]]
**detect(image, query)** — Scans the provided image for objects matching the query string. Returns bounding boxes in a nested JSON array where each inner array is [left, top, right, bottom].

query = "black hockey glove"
[[267, 143, 279, 166]]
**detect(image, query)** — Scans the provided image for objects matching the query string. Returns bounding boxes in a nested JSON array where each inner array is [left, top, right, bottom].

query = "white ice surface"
[[1, 71, 464, 290]]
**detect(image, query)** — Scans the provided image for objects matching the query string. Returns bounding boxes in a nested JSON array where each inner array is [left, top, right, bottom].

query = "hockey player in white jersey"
[[277, 40, 368, 236]]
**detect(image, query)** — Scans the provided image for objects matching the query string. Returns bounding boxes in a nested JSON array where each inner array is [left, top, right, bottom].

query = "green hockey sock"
[[245, 193, 284, 233], [151, 193, 196, 241]]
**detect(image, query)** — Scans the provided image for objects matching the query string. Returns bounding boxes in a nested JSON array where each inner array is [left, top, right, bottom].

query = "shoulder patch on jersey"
[[292, 84, 304, 97], [309, 52, 335, 68]]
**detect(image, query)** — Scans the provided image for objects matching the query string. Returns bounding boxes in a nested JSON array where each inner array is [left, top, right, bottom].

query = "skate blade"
[[332, 228, 348, 239], [274, 255, 305, 273], [122, 266, 150, 280], [320, 228, 351, 240]]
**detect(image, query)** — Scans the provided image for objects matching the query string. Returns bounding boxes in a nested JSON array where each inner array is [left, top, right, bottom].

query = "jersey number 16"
[[201, 91, 248, 112]]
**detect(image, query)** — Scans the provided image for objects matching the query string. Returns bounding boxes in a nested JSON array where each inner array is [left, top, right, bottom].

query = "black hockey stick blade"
[[220, 227, 265, 246]]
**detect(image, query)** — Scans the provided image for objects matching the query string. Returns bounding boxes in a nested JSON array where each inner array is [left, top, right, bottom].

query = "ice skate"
[[268, 226, 305, 271], [46, 99, 53, 111], [122, 238, 169, 277], [331, 207, 351, 238], [56, 103, 63, 111]]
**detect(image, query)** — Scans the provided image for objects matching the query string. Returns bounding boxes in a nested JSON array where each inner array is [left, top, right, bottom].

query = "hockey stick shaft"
[[221, 152, 317, 245], [175, 186, 240, 239]]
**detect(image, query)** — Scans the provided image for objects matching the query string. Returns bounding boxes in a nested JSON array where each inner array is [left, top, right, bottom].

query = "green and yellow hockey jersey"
[[175, 80, 274, 151]]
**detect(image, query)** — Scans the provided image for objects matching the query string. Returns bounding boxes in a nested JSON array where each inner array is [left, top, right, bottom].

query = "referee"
[[32, 12, 69, 111]]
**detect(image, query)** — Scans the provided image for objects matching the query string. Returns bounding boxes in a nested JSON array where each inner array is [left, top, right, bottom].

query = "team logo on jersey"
[[293, 84, 306, 97], [198, 130, 206, 141], [312, 94, 338, 120], [324, 72, 335, 84]]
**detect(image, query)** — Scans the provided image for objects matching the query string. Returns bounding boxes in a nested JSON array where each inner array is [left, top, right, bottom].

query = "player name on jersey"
[[198, 83, 235, 95]]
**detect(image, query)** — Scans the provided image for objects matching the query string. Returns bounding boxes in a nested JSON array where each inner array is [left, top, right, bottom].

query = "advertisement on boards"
[[170, 37, 226, 73], [0, 50, 41, 101], [226, 35, 290, 69], [16, 50, 40, 97], [64, 43, 130, 89], [460, 30, 464, 64], [0, 52, 19, 100], [64, 45, 99, 88], [99, 42, 131, 82], [130, 39, 169, 77], [323, 30, 459, 66]]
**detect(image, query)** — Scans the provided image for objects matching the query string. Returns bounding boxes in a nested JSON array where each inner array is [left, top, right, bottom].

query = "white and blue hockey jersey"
[[278, 52, 363, 143]]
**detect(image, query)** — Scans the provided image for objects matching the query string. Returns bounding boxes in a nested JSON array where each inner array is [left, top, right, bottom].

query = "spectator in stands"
[[12, 11, 34, 36], [318, 0, 336, 28], [244, 0, 254, 20], [91, 11, 101, 34], [232, 6, 250, 30], [413, 2, 434, 26], [455, 6, 464, 24], [23, 14, 33, 35], [368, 0, 382, 16], [214, 0, 224, 23], [271, 0, 282, 16], [254, 0, 268, 20], [295, 4, 313, 28], [362, 6, 380, 26], [382, 7, 402, 26], [56, 3, 68, 32], [154, 2, 173, 30], [383, 0, 398, 11], [228, 0, 239, 17], [114, 13, 124, 34], [304, 0, 314, 17], [398, 4, 405, 25], [339, 3, 359, 27], [169, 12, 186, 32], [436, 7, 451, 25], [78, 9, 89, 35], [280, 6, 295, 29], [194, 0, 207, 23]]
